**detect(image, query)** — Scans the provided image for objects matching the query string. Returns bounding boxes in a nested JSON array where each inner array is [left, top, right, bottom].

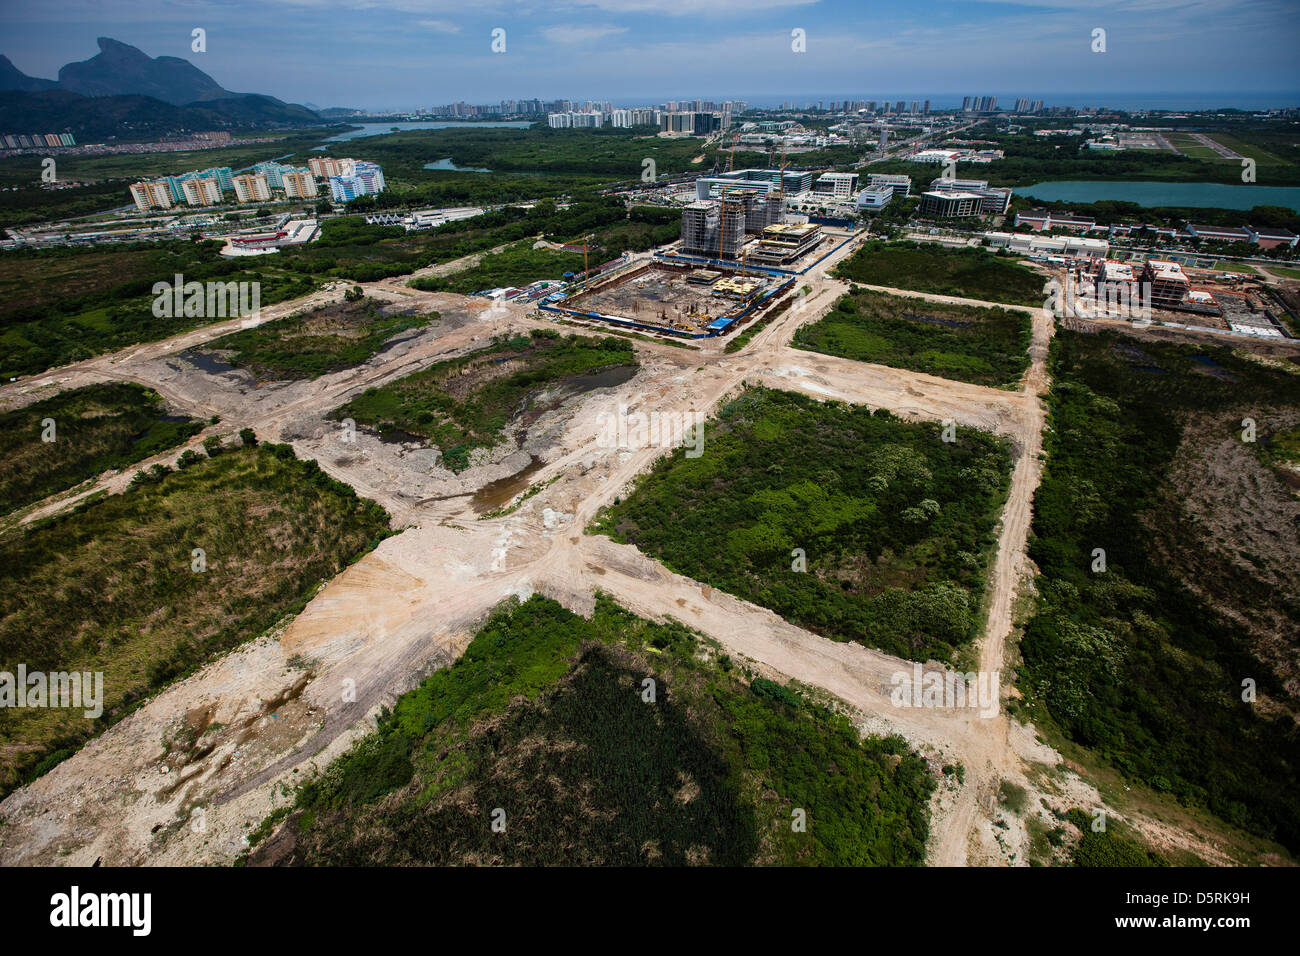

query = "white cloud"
[[538, 24, 629, 44], [417, 18, 461, 33]]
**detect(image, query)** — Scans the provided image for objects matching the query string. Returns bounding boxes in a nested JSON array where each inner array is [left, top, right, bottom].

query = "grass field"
[[0, 382, 202, 516], [1265, 264, 1300, 280], [246, 594, 935, 866], [408, 241, 584, 294], [591, 387, 1013, 662], [834, 241, 1045, 307], [1017, 330, 1300, 853], [333, 328, 637, 470], [793, 289, 1032, 388], [0, 441, 392, 794], [199, 296, 436, 380]]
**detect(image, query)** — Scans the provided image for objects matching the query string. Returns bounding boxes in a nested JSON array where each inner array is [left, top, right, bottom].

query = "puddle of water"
[[184, 351, 236, 375], [472, 455, 546, 514], [566, 364, 638, 392]]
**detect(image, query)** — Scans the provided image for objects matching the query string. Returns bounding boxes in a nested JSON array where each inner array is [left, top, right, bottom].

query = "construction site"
[[544, 257, 794, 338]]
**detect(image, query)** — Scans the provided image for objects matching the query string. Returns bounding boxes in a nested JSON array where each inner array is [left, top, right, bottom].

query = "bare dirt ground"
[[0, 235, 1270, 867]]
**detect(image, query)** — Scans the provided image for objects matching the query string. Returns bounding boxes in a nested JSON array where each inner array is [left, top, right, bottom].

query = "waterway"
[[1013, 180, 1300, 212]]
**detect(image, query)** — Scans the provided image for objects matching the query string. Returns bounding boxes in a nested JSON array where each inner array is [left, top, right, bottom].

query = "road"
[[0, 229, 1144, 868]]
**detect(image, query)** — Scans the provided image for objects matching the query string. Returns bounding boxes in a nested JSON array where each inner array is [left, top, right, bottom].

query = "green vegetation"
[[324, 126, 707, 184], [410, 242, 584, 294], [592, 388, 1013, 662], [334, 329, 637, 471], [199, 297, 435, 380], [0, 442, 392, 794], [793, 289, 1032, 387], [0, 382, 201, 515], [0, 240, 316, 379], [834, 241, 1045, 307], [0, 196, 673, 378], [250, 594, 934, 866], [1064, 810, 1168, 867], [1019, 331, 1300, 852]]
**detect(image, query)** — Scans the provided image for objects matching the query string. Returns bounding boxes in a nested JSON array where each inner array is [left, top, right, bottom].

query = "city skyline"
[[3, 0, 1298, 112]]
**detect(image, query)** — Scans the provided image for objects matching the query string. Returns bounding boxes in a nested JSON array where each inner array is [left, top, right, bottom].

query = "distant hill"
[[0, 89, 320, 140], [0, 55, 57, 93], [57, 37, 230, 104], [0, 38, 320, 134]]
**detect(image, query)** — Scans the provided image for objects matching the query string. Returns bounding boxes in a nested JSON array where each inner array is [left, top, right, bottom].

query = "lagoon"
[[1013, 181, 1300, 212]]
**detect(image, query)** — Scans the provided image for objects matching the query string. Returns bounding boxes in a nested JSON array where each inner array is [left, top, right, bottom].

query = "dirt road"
[[0, 236, 1115, 868]]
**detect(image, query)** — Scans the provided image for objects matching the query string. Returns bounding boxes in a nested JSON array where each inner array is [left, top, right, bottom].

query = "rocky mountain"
[[56, 37, 230, 105], [0, 39, 321, 134]]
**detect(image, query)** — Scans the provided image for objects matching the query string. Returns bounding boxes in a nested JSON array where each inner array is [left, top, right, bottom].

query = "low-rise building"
[[983, 231, 1109, 258], [866, 173, 911, 197]]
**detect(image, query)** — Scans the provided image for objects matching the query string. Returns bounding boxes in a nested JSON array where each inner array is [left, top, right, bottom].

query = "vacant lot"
[[248, 595, 934, 866], [198, 296, 436, 380], [0, 241, 317, 379], [834, 241, 1044, 306], [409, 242, 584, 295], [1018, 330, 1300, 853], [334, 329, 637, 470], [0, 382, 201, 516], [793, 289, 1032, 387], [0, 442, 391, 794], [591, 387, 1013, 662]]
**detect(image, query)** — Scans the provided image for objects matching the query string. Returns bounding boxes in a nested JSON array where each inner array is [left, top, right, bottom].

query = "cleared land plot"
[[0, 382, 201, 516], [793, 289, 1033, 388], [248, 594, 934, 866], [196, 297, 437, 380], [0, 442, 392, 794], [591, 387, 1014, 662], [1019, 331, 1300, 854], [835, 241, 1044, 306], [334, 329, 638, 471]]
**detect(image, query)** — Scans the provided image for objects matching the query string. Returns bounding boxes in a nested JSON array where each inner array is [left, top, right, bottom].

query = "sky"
[[2, 0, 1298, 112]]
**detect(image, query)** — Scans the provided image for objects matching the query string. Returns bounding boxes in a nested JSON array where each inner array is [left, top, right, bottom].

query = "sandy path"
[[0, 236, 1128, 868]]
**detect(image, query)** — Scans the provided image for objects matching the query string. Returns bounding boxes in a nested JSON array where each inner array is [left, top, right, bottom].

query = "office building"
[[681, 199, 747, 259], [867, 173, 911, 197], [813, 172, 860, 200], [918, 190, 984, 218]]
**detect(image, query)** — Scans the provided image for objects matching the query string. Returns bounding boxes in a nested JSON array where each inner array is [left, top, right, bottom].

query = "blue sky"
[[2, 0, 1298, 110]]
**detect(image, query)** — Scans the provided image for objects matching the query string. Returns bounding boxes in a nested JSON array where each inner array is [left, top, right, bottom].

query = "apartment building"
[[129, 180, 175, 211], [281, 169, 318, 198], [232, 173, 272, 204], [179, 177, 223, 206]]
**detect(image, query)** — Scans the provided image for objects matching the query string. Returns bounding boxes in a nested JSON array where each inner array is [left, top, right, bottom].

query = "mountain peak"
[[56, 36, 230, 105]]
